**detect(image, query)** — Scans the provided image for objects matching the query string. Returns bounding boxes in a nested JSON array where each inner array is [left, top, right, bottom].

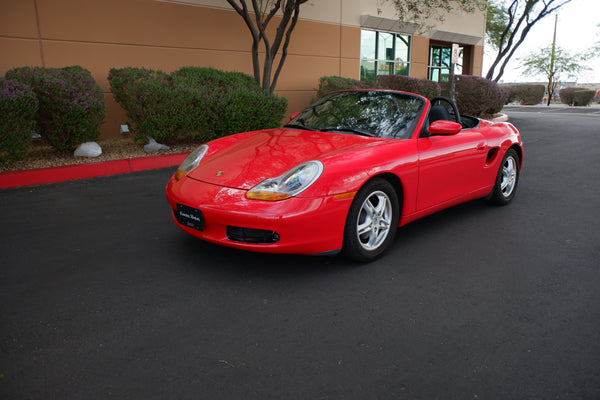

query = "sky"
[[483, 0, 600, 84]]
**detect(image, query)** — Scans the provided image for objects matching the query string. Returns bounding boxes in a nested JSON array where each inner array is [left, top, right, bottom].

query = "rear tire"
[[488, 148, 520, 205], [342, 179, 400, 262]]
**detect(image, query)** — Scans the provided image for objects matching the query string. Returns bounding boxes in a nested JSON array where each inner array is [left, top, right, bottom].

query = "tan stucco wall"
[[472, 45, 485, 77], [170, 0, 486, 45], [1, 0, 485, 139], [409, 36, 430, 79], [1, 0, 357, 137]]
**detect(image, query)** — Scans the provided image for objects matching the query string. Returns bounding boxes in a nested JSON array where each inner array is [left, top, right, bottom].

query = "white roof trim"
[[360, 14, 419, 34], [429, 30, 482, 45]]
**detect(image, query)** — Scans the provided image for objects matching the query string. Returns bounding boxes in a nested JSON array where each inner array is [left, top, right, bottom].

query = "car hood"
[[187, 128, 387, 190]]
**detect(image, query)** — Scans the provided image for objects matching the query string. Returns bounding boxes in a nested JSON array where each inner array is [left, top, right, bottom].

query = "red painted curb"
[[0, 153, 188, 190]]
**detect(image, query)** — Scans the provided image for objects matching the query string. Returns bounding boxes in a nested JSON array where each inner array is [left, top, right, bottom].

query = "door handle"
[[476, 142, 486, 151]]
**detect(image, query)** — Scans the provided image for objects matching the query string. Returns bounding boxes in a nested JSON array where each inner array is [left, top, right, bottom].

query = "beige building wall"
[[0, 0, 485, 139]]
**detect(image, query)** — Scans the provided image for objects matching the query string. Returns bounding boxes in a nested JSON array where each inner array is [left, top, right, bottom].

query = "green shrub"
[[500, 85, 516, 104], [108, 67, 287, 143], [316, 74, 441, 101], [559, 88, 576, 105], [574, 90, 595, 106], [560, 88, 595, 106], [213, 85, 288, 138], [122, 75, 188, 143], [6, 66, 105, 151], [502, 84, 545, 105], [376, 75, 441, 100], [107, 66, 157, 113], [171, 66, 287, 140], [317, 74, 506, 116], [172, 66, 257, 89], [0, 78, 39, 164], [315, 76, 368, 98], [450, 75, 506, 116]]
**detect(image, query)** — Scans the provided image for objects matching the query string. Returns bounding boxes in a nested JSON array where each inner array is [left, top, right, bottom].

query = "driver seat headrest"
[[429, 104, 451, 123]]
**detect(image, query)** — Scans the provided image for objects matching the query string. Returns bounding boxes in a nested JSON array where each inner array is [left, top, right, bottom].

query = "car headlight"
[[246, 161, 324, 201], [174, 145, 208, 181]]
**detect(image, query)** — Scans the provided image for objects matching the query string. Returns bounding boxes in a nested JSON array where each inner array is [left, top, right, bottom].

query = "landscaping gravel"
[[0, 136, 200, 173]]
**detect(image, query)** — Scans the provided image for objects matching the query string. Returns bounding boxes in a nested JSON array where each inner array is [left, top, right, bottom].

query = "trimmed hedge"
[[172, 66, 258, 89], [316, 74, 506, 116], [5, 66, 105, 151], [0, 78, 39, 163], [375, 75, 441, 100], [560, 88, 596, 106], [108, 67, 287, 143], [316, 75, 441, 100], [445, 75, 506, 116], [106, 66, 156, 115], [502, 84, 545, 105], [315, 76, 368, 99]]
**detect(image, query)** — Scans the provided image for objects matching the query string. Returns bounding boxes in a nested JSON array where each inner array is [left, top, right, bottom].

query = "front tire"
[[488, 148, 520, 205], [342, 179, 400, 262]]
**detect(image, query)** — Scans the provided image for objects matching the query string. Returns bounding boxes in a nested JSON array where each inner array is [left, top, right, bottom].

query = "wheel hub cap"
[[357, 191, 392, 251], [501, 156, 517, 197]]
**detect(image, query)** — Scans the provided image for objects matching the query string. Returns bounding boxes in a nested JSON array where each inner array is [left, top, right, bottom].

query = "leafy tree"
[[486, 0, 513, 51], [387, 0, 486, 29], [519, 45, 588, 105], [226, 0, 308, 93], [485, 0, 574, 82], [587, 23, 600, 58]]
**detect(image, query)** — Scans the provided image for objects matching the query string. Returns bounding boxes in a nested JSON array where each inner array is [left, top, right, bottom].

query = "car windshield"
[[285, 91, 425, 139]]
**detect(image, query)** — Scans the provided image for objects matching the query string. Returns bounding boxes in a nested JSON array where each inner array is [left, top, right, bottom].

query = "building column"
[[410, 35, 429, 79]]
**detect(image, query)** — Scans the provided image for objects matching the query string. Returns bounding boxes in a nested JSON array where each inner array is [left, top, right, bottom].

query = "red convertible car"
[[166, 90, 522, 262]]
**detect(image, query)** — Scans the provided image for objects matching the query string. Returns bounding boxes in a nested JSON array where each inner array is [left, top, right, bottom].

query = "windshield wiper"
[[321, 127, 376, 137], [282, 123, 317, 131]]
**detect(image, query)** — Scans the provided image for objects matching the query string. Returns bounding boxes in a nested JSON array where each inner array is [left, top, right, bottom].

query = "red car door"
[[416, 130, 488, 211]]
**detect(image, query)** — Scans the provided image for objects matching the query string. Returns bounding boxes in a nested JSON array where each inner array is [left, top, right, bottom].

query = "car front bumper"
[[165, 175, 353, 255]]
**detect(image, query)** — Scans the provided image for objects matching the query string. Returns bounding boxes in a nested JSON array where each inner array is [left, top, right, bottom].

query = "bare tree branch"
[[271, 1, 302, 91], [485, 0, 574, 82], [226, 0, 308, 93], [226, 0, 262, 84]]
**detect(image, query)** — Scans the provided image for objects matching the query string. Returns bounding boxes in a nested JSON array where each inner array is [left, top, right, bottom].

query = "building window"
[[428, 45, 451, 82], [360, 29, 411, 81], [428, 44, 464, 82]]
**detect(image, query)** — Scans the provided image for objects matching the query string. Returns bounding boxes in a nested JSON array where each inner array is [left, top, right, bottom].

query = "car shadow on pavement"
[[167, 197, 501, 282], [171, 232, 353, 278]]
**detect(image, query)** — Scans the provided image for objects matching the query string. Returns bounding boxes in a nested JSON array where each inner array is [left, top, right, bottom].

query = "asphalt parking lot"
[[1, 109, 599, 399]]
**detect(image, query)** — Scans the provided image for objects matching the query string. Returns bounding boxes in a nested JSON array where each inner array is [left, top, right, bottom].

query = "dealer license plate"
[[176, 204, 204, 231]]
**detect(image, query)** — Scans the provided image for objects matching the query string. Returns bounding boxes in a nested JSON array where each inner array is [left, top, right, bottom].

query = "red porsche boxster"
[[165, 90, 522, 262]]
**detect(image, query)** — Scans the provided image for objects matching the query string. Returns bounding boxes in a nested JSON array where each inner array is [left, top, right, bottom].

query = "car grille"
[[226, 226, 280, 244]]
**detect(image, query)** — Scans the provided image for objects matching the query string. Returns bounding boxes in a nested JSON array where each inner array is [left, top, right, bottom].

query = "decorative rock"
[[74, 142, 102, 158], [144, 136, 171, 153]]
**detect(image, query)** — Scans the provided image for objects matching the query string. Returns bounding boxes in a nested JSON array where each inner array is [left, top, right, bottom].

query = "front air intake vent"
[[227, 226, 280, 244]]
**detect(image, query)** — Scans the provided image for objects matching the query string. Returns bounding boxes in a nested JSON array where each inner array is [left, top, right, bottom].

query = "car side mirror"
[[428, 120, 462, 135], [289, 111, 300, 120]]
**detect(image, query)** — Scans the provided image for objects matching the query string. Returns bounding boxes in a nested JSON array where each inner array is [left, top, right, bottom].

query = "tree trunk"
[[227, 0, 307, 93], [485, 0, 574, 82]]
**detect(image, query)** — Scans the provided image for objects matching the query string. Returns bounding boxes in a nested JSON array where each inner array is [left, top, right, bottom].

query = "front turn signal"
[[174, 170, 187, 181], [246, 190, 292, 201]]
